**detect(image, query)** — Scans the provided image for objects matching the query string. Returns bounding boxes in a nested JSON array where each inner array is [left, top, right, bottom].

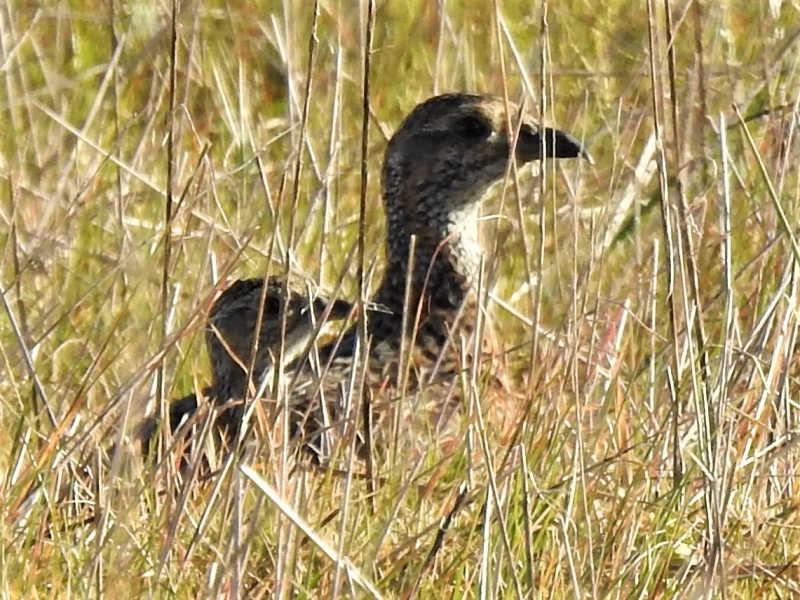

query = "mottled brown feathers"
[[152, 93, 588, 460]]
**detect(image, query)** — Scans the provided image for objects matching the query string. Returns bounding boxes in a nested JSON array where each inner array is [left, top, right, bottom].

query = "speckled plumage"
[[207, 276, 353, 440], [147, 93, 589, 461]]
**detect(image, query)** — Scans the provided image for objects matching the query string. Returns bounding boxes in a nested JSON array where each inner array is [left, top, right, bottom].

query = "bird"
[[146, 92, 590, 463]]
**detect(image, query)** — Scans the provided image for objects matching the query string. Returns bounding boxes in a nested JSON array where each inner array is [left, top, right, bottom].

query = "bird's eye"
[[454, 116, 492, 139]]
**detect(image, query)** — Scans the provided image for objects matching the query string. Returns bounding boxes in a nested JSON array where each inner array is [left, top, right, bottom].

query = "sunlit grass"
[[2, 0, 800, 597]]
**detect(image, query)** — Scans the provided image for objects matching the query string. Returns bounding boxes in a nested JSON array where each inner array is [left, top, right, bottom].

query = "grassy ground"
[[2, 0, 800, 597]]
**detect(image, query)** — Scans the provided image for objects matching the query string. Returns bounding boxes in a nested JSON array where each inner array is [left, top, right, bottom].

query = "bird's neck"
[[374, 206, 484, 318]]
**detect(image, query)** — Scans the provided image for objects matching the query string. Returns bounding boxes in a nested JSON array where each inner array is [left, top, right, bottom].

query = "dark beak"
[[518, 126, 593, 164]]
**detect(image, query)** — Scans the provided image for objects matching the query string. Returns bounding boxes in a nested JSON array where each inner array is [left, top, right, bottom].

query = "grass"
[[2, 0, 800, 597]]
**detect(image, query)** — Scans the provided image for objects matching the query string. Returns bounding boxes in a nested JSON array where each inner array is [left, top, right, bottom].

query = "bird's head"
[[381, 93, 590, 241]]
